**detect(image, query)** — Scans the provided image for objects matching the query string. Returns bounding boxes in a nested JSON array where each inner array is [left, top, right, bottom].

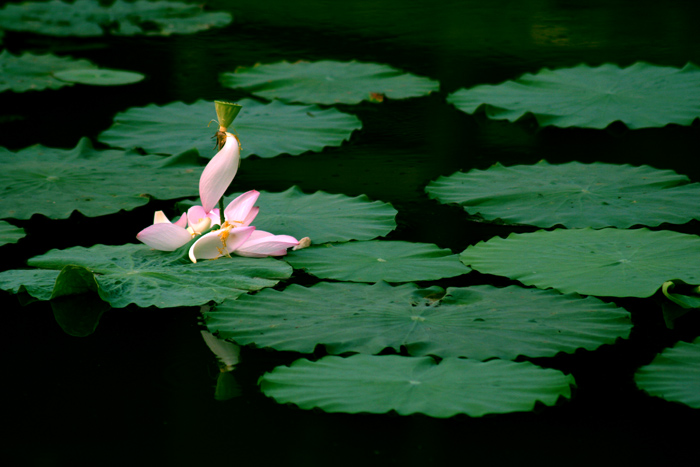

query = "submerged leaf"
[[448, 62, 700, 129], [461, 228, 700, 298], [635, 337, 700, 408], [0, 138, 204, 220], [426, 161, 700, 228], [207, 282, 631, 360], [260, 355, 575, 418], [0, 0, 232, 37], [220, 60, 440, 105], [0, 244, 292, 308], [98, 98, 361, 159], [286, 241, 470, 282]]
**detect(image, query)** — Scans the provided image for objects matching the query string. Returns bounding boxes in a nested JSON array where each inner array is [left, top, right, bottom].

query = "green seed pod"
[[214, 100, 242, 130]]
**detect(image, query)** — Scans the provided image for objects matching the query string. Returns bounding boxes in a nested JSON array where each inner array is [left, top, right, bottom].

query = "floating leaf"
[[220, 60, 440, 105], [426, 161, 700, 228], [635, 337, 700, 408], [0, 0, 232, 37], [0, 50, 97, 92], [286, 241, 469, 282], [53, 68, 144, 86], [0, 269, 58, 301], [260, 355, 575, 418], [207, 282, 631, 360], [179, 187, 397, 244], [447, 62, 700, 129], [0, 221, 25, 246], [0, 138, 204, 220], [98, 98, 361, 159], [0, 244, 292, 308], [662, 280, 700, 309], [461, 228, 700, 298]]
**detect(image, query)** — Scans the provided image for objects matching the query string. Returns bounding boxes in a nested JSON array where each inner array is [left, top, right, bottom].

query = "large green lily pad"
[[0, 138, 205, 220], [0, 221, 25, 246], [260, 355, 575, 418], [0, 0, 232, 37], [179, 186, 397, 244], [207, 282, 631, 360], [635, 337, 700, 408], [0, 243, 292, 308], [98, 98, 361, 159], [0, 50, 97, 92], [220, 60, 440, 105], [461, 228, 700, 298], [425, 161, 700, 228], [447, 62, 700, 129], [286, 241, 470, 282], [0, 269, 57, 301]]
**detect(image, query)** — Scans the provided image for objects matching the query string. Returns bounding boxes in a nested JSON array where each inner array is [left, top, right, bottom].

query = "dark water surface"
[[2, 0, 700, 465]]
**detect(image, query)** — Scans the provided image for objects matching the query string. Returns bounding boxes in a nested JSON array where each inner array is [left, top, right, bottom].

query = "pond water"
[[2, 0, 700, 465]]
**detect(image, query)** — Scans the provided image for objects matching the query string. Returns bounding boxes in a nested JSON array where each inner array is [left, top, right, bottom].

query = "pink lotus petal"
[[242, 206, 259, 226], [234, 230, 299, 258], [224, 190, 260, 225], [187, 206, 212, 234], [189, 225, 255, 263], [173, 212, 188, 228], [208, 208, 222, 226], [137, 223, 192, 251], [153, 211, 170, 224], [199, 133, 241, 213]]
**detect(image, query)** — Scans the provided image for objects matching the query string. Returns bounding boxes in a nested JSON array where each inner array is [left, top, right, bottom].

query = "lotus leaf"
[[179, 186, 397, 244], [0, 138, 205, 220], [53, 68, 144, 86], [0, 0, 232, 37], [0, 269, 57, 301], [635, 337, 700, 408], [0, 50, 97, 92], [447, 62, 700, 129], [286, 241, 470, 282], [98, 98, 361, 159], [662, 280, 700, 309], [0, 243, 292, 308], [206, 282, 631, 360], [220, 60, 440, 105], [0, 221, 25, 246], [426, 161, 700, 228], [259, 355, 575, 418], [461, 228, 700, 298]]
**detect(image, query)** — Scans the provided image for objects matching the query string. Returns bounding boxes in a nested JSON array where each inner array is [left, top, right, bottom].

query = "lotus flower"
[[200, 132, 241, 213], [137, 206, 220, 251], [189, 190, 260, 262]]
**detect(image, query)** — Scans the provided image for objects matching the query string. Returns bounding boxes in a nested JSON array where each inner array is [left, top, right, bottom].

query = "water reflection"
[[201, 328, 242, 401], [50, 295, 109, 337]]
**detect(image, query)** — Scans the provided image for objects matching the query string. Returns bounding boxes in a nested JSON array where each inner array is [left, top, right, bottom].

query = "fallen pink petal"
[[234, 230, 300, 257], [189, 225, 256, 263], [137, 222, 193, 251]]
